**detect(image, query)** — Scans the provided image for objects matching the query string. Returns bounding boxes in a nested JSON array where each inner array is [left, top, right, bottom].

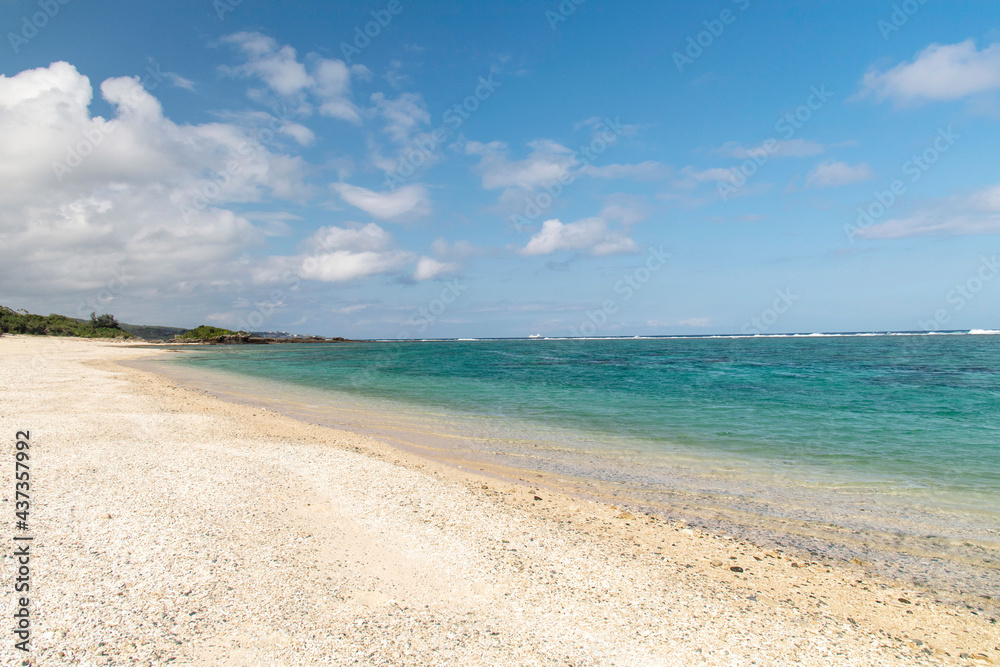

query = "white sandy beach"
[[1, 336, 997, 666]]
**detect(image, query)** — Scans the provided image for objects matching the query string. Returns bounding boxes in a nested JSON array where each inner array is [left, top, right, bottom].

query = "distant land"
[[0, 305, 352, 344]]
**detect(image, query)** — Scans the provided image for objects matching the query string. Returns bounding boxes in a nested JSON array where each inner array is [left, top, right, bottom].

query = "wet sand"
[[1, 335, 997, 665]]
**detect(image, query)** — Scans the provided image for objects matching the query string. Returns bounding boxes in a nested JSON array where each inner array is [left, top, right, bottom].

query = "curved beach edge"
[[1, 335, 996, 665]]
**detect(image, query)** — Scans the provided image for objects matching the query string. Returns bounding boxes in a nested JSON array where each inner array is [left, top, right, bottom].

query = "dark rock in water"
[[730, 566, 744, 573]]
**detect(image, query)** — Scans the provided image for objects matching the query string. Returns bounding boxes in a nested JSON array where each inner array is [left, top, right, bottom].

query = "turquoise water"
[[162, 333, 1000, 600], [171, 334, 1000, 502]]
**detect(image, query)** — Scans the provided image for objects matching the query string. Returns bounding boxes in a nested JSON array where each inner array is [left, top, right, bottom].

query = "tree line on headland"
[[0, 306, 354, 343], [0, 306, 133, 339]]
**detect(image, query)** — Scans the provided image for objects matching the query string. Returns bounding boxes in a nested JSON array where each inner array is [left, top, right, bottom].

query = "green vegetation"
[[174, 325, 246, 341], [119, 324, 187, 341], [0, 306, 133, 339]]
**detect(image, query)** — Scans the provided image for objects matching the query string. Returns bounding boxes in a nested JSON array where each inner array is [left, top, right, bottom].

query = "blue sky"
[[1, 0, 998, 337]]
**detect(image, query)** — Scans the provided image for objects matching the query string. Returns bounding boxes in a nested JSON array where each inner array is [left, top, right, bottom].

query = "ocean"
[[152, 332, 1000, 605]]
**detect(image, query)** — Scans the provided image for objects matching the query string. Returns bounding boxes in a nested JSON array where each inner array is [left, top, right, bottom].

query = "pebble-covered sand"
[[1, 336, 997, 666]]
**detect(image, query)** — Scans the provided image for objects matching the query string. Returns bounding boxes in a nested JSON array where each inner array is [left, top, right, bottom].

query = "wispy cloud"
[[466, 139, 577, 191], [858, 182, 1000, 238], [715, 139, 824, 158], [805, 161, 875, 188], [582, 161, 671, 180]]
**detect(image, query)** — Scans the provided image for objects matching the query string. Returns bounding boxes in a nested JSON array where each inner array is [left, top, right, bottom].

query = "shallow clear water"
[[159, 334, 1000, 602], [170, 335, 1000, 503]]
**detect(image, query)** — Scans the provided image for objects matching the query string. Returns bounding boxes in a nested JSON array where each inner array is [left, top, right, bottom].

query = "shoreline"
[[133, 345, 1000, 615], [1, 335, 997, 665]]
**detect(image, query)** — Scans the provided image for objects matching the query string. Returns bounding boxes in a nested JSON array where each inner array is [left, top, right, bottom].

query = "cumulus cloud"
[[858, 40, 1000, 105], [254, 223, 414, 284], [857, 182, 1000, 239], [805, 161, 875, 188], [299, 223, 412, 282], [0, 61, 311, 305], [331, 183, 430, 220], [221, 32, 364, 122], [520, 218, 636, 256]]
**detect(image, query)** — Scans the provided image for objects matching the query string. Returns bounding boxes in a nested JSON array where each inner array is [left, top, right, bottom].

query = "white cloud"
[[256, 223, 413, 284], [213, 110, 316, 147], [301, 249, 411, 282], [279, 121, 316, 146], [0, 62, 310, 303], [859, 40, 1000, 105], [371, 91, 430, 144], [413, 256, 457, 281], [466, 139, 577, 190], [164, 72, 196, 91], [520, 218, 636, 256], [331, 182, 430, 220], [221, 32, 362, 122], [805, 161, 875, 188], [222, 32, 311, 97], [857, 182, 1000, 239], [310, 222, 395, 253]]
